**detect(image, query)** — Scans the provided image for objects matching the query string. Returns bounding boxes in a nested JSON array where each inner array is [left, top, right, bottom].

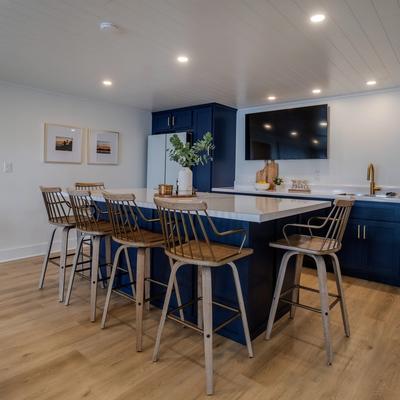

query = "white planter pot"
[[178, 167, 193, 195]]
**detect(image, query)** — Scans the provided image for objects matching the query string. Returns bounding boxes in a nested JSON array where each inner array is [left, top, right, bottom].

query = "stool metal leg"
[[197, 265, 203, 329], [101, 244, 125, 329], [290, 253, 304, 319], [145, 248, 151, 311], [169, 258, 185, 321], [152, 261, 184, 362], [330, 253, 350, 337], [58, 227, 70, 303], [124, 248, 136, 298], [313, 255, 333, 365], [136, 247, 146, 351], [103, 235, 112, 289], [90, 236, 101, 322], [201, 266, 214, 395], [64, 233, 85, 305], [39, 227, 57, 289], [265, 250, 297, 340], [228, 262, 253, 358]]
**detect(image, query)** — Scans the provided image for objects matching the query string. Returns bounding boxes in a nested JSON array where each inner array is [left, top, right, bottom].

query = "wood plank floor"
[[1, 255, 400, 400]]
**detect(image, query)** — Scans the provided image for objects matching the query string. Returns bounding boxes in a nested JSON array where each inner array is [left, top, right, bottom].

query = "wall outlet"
[[3, 161, 13, 173]]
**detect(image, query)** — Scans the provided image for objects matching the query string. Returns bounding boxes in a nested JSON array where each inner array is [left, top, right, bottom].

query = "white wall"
[[236, 88, 400, 188], [0, 82, 151, 261]]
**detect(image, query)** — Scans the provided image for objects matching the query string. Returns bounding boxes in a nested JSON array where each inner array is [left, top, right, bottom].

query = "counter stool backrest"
[[103, 192, 153, 244], [67, 189, 103, 233], [40, 186, 72, 224], [285, 198, 354, 253], [75, 182, 105, 191], [154, 197, 246, 263]]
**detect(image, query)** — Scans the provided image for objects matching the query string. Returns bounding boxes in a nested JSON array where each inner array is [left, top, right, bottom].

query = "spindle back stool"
[[39, 186, 84, 302], [152, 197, 254, 395], [265, 198, 354, 365], [64, 189, 112, 321], [101, 192, 184, 351]]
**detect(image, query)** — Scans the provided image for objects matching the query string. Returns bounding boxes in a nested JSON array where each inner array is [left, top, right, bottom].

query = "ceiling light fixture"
[[267, 95, 276, 101], [290, 131, 298, 136], [366, 80, 377, 86], [312, 88, 322, 94], [102, 80, 113, 87], [310, 14, 326, 23], [177, 55, 189, 63], [264, 123, 272, 130], [99, 21, 119, 32]]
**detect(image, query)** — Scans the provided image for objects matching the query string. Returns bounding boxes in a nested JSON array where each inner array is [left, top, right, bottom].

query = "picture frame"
[[87, 129, 119, 165], [44, 123, 83, 164]]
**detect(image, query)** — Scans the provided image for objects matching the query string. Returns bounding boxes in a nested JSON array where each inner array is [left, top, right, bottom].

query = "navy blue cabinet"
[[152, 103, 237, 192]]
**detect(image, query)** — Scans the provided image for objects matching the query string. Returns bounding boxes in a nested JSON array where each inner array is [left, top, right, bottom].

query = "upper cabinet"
[[152, 109, 193, 133], [151, 103, 237, 192]]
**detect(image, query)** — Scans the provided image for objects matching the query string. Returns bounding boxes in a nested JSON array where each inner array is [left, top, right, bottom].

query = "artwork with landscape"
[[55, 136, 73, 151], [96, 140, 111, 154]]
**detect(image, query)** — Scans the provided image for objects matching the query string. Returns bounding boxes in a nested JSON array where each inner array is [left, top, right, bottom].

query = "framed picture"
[[44, 123, 83, 164], [87, 129, 119, 165]]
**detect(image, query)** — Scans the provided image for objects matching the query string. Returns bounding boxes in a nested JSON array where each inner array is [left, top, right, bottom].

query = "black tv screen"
[[245, 105, 328, 160]]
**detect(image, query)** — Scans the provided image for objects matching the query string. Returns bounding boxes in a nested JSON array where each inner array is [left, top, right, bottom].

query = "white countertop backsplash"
[[213, 183, 400, 204]]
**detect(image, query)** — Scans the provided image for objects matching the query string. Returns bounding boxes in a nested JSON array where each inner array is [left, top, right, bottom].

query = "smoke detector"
[[99, 22, 119, 32]]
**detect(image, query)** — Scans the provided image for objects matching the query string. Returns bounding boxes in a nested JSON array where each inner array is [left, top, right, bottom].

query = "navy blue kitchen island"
[[95, 189, 331, 345]]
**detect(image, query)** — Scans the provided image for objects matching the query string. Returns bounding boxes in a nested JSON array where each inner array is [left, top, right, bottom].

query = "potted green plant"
[[168, 132, 215, 195]]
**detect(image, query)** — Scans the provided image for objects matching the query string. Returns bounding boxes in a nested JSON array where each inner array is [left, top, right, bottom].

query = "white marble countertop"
[[213, 185, 400, 204], [87, 188, 331, 223]]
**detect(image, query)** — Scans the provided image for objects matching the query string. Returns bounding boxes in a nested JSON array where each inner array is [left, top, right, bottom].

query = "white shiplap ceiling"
[[1, 0, 400, 111]]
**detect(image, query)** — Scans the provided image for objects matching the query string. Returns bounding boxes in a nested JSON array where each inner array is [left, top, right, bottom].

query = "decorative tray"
[[288, 189, 311, 193]]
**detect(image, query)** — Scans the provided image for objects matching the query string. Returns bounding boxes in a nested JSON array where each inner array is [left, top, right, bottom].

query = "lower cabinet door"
[[338, 219, 368, 279], [364, 221, 400, 285]]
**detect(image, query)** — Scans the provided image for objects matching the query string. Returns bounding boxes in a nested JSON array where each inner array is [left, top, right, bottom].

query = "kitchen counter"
[[85, 188, 331, 345], [213, 185, 400, 204], [90, 188, 331, 223]]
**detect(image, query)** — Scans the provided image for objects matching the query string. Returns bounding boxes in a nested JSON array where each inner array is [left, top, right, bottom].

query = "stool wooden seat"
[[64, 189, 112, 322], [265, 198, 354, 365], [100, 192, 184, 352], [75, 182, 105, 190], [152, 197, 254, 395], [39, 186, 81, 302]]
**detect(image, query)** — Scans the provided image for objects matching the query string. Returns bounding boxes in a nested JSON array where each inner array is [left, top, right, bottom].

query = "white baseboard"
[[0, 238, 77, 263]]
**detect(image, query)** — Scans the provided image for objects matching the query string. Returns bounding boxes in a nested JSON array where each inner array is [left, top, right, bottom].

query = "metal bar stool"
[[64, 189, 112, 322], [100, 192, 184, 352], [265, 198, 354, 365], [39, 186, 84, 302], [152, 197, 254, 395], [75, 182, 108, 279]]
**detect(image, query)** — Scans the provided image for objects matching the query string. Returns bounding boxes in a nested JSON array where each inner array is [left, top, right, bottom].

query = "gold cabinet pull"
[[172, 115, 175, 126], [357, 224, 360, 239], [363, 225, 366, 240], [167, 116, 171, 127]]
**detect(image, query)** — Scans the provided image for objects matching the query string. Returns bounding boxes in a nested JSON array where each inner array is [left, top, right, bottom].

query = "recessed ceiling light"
[[290, 131, 298, 136], [310, 14, 326, 23], [264, 123, 272, 130], [99, 22, 119, 32], [267, 95, 276, 101], [177, 55, 189, 63], [366, 80, 377, 86], [312, 88, 322, 94], [102, 80, 113, 87], [70, 128, 76, 132], [312, 139, 319, 144], [319, 121, 328, 127]]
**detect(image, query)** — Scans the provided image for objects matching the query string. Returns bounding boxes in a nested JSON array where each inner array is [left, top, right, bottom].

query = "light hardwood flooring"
[[1, 255, 400, 400]]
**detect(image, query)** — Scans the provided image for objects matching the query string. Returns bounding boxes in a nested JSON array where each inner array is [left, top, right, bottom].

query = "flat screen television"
[[245, 104, 328, 160]]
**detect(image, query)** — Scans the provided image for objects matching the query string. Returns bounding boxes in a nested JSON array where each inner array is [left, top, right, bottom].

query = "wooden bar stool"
[[64, 189, 112, 322], [265, 199, 354, 365], [75, 182, 105, 190], [100, 192, 184, 352], [39, 186, 79, 302], [152, 197, 254, 395]]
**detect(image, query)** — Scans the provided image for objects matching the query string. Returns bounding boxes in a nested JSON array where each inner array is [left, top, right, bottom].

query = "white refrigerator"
[[146, 132, 191, 189]]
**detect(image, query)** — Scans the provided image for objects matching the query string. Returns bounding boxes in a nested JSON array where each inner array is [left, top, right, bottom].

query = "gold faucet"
[[367, 163, 380, 195]]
